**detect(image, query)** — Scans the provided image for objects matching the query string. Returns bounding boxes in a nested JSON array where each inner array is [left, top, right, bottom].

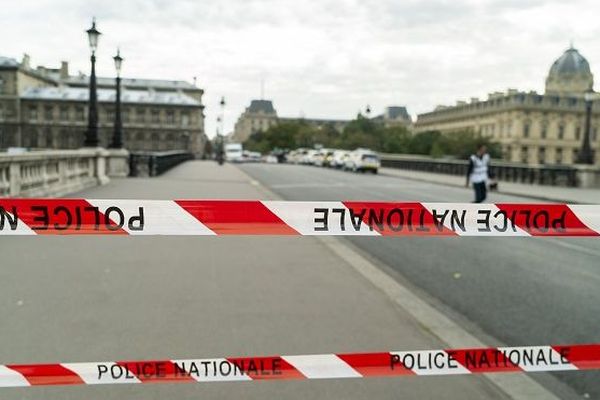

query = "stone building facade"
[[232, 100, 411, 143], [0, 55, 207, 157], [414, 47, 599, 165]]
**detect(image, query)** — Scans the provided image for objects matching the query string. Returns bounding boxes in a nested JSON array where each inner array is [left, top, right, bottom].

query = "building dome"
[[545, 46, 594, 96]]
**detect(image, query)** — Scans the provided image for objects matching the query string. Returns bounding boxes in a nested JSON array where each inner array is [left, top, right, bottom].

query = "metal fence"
[[379, 154, 578, 187], [130, 151, 194, 177]]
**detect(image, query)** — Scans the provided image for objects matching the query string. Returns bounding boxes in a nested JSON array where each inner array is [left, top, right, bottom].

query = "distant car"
[[345, 149, 380, 173], [314, 149, 333, 167], [265, 155, 278, 164], [322, 150, 336, 167], [303, 150, 319, 165], [242, 150, 262, 162], [330, 150, 349, 168]]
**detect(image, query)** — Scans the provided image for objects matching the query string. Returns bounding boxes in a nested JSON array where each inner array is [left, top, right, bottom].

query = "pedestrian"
[[466, 144, 492, 203]]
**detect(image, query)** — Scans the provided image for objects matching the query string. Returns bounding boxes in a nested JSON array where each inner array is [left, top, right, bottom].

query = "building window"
[[521, 146, 528, 164], [29, 106, 38, 121], [558, 124, 564, 140], [151, 109, 160, 123], [505, 145, 512, 160], [523, 122, 530, 138], [59, 129, 69, 148], [0, 77, 4, 93], [573, 149, 579, 162], [181, 112, 189, 126], [556, 148, 563, 164], [60, 106, 69, 121], [136, 109, 145, 123], [76, 107, 85, 121], [540, 122, 547, 139], [106, 108, 114, 122], [166, 110, 175, 124], [575, 126, 581, 141], [593, 127, 598, 142], [44, 106, 53, 121], [122, 109, 129, 123], [538, 147, 546, 164]]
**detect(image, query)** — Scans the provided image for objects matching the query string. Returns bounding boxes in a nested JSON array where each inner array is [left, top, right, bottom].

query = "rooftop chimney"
[[60, 61, 69, 79], [21, 53, 31, 69]]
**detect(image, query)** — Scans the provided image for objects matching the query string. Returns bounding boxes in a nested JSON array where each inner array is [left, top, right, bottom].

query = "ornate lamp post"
[[84, 19, 101, 147], [219, 96, 226, 137], [577, 89, 596, 164], [110, 49, 124, 148]]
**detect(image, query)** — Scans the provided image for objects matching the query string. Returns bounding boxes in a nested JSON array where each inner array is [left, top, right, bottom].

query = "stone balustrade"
[[0, 148, 129, 197]]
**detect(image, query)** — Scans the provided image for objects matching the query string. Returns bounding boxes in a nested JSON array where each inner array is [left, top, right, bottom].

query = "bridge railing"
[[379, 153, 580, 187], [0, 149, 110, 197], [129, 151, 194, 177]]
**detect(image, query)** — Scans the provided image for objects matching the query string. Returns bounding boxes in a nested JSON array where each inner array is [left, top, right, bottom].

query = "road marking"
[[236, 165, 564, 400]]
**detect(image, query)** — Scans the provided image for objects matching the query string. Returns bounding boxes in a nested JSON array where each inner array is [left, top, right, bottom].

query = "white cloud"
[[1, 0, 599, 137]]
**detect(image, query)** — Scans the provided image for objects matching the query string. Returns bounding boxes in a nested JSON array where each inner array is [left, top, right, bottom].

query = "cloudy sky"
[[2, 0, 600, 137]]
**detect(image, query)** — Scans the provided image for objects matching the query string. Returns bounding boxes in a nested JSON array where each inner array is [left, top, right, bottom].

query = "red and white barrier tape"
[[1, 199, 599, 236], [1, 344, 599, 387]]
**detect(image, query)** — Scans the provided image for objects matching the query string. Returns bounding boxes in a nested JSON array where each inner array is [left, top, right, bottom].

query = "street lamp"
[[577, 89, 596, 164], [110, 49, 124, 148], [84, 18, 101, 147], [219, 96, 226, 138]]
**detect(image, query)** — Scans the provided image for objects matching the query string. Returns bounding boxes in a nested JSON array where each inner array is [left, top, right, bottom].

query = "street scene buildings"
[[232, 100, 411, 143], [231, 46, 598, 166], [0, 54, 207, 157], [415, 46, 599, 165]]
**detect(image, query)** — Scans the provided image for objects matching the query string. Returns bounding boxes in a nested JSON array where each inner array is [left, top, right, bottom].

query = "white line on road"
[[238, 164, 564, 400]]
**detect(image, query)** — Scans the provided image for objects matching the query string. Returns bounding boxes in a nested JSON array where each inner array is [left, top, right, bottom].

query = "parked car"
[[331, 150, 350, 168], [314, 148, 334, 167], [303, 149, 319, 165], [344, 149, 380, 173]]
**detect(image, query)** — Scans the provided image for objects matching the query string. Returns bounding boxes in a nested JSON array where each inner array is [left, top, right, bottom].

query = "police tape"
[[1, 199, 599, 236], [1, 344, 599, 387]]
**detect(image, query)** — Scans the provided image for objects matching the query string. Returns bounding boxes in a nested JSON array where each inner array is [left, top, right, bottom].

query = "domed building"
[[546, 46, 594, 96], [415, 46, 599, 166]]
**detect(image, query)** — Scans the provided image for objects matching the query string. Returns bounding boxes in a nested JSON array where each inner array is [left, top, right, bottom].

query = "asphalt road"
[[0, 161, 507, 400], [239, 162, 600, 399]]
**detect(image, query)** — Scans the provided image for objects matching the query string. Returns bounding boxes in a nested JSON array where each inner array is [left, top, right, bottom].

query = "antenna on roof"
[[193, 76, 197, 86], [569, 40, 574, 49]]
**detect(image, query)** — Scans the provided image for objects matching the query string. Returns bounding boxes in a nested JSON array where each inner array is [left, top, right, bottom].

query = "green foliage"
[[243, 118, 500, 159]]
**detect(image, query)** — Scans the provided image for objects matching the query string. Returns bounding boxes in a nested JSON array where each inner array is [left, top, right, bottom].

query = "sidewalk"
[[1, 160, 505, 400], [381, 167, 600, 203]]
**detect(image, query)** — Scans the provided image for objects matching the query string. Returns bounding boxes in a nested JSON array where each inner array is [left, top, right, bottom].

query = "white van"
[[225, 143, 243, 163], [344, 149, 380, 173]]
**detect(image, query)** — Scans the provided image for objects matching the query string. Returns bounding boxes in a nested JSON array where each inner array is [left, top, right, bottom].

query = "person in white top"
[[466, 144, 492, 203]]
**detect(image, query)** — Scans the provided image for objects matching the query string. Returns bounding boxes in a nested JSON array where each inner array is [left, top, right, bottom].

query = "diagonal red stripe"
[[342, 202, 457, 236], [337, 352, 415, 376], [495, 204, 599, 236], [175, 200, 298, 235], [7, 364, 84, 386], [225, 356, 305, 380], [115, 360, 195, 383], [553, 344, 600, 370]]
